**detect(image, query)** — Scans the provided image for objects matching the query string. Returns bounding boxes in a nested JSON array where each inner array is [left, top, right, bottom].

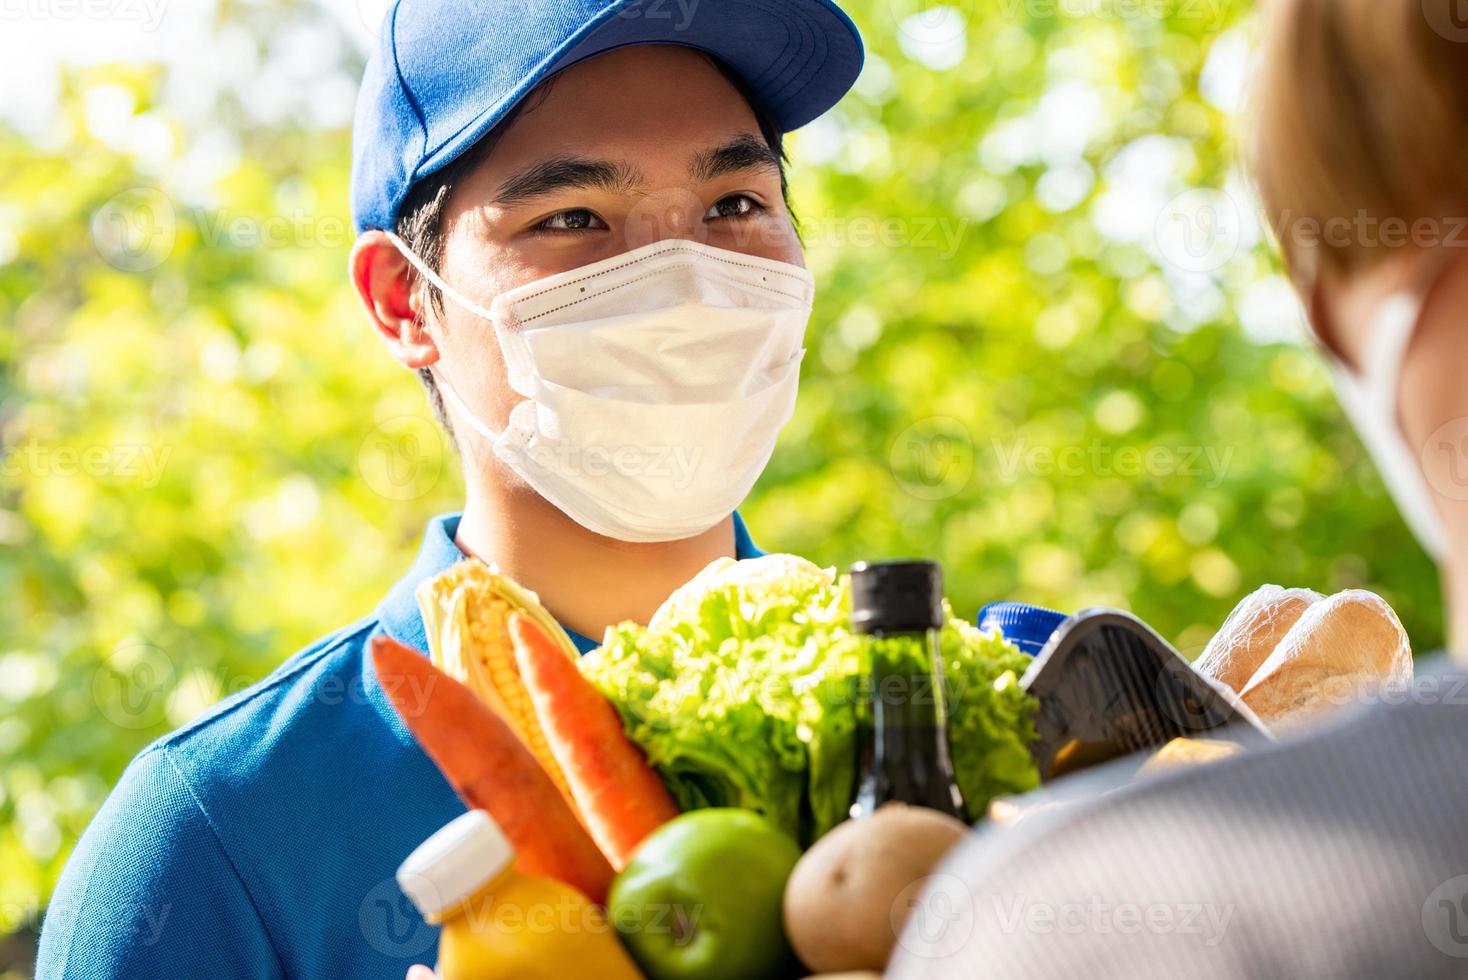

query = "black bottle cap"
[[850, 560, 944, 634]]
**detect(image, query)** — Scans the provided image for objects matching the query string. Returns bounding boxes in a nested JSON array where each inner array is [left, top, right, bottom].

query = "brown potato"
[[1193, 585, 1322, 693], [1240, 589, 1412, 727], [783, 804, 968, 973]]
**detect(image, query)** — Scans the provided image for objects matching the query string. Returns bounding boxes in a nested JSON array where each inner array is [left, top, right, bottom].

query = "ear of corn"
[[416, 560, 584, 820]]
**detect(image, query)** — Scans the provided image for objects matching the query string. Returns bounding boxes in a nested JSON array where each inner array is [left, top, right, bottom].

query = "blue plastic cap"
[[351, 0, 866, 234], [977, 602, 1069, 657]]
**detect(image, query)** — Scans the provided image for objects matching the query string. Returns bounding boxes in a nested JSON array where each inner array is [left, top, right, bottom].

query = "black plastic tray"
[[1021, 607, 1271, 782]]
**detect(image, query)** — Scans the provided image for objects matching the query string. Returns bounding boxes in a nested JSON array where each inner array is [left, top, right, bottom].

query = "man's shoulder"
[[153, 615, 381, 769], [37, 618, 381, 976], [41, 616, 464, 977], [143, 612, 447, 866]]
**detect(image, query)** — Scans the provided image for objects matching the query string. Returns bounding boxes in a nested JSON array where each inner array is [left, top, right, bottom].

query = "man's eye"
[[538, 209, 608, 232], [705, 195, 762, 220]]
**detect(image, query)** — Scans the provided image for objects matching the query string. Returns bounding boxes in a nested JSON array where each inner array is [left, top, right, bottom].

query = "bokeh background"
[[0, 0, 1441, 973]]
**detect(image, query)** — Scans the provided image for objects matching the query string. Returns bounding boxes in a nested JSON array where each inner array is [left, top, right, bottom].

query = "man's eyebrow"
[[690, 135, 782, 184], [490, 137, 778, 206], [493, 157, 645, 206]]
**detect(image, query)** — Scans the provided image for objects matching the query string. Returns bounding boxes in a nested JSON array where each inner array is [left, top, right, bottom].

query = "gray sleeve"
[[890, 689, 1468, 979]]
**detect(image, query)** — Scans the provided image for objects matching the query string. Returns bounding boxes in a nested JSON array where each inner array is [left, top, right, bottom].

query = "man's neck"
[[453, 486, 737, 643]]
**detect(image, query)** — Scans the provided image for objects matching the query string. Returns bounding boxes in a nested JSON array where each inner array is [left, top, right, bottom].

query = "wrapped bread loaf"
[[1193, 584, 1323, 693], [1139, 737, 1244, 776], [1238, 589, 1412, 727]]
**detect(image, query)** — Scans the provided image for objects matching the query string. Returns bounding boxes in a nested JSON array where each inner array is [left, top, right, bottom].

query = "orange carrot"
[[371, 636, 614, 903], [509, 614, 681, 870]]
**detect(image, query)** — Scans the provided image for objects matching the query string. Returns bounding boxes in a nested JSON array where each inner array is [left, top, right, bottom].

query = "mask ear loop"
[[1360, 244, 1463, 393], [384, 229, 541, 398], [381, 230, 506, 442], [430, 368, 506, 443], [1372, 242, 1468, 436], [383, 230, 498, 321]]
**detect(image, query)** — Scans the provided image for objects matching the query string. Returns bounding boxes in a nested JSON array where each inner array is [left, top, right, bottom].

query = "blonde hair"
[[1251, 0, 1468, 278]]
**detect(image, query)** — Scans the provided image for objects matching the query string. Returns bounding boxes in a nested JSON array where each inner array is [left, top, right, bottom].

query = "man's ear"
[[349, 230, 440, 370]]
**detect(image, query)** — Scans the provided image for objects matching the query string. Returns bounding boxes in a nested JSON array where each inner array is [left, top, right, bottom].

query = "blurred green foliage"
[[0, 0, 1441, 944]]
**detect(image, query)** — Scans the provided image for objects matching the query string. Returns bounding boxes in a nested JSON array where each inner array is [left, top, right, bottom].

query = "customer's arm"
[[890, 692, 1468, 979]]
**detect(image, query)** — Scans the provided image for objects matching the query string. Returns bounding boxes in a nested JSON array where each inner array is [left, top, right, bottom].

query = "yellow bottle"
[[398, 810, 642, 980]]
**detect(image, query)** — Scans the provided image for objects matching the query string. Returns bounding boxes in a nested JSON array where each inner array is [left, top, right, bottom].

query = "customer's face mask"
[[387, 235, 814, 543], [1317, 264, 1452, 560]]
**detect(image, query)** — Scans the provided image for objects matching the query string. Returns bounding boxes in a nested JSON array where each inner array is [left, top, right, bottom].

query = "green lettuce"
[[579, 556, 1039, 844]]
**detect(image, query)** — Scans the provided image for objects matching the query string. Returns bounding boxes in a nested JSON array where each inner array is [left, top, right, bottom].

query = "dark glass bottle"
[[848, 560, 968, 821]]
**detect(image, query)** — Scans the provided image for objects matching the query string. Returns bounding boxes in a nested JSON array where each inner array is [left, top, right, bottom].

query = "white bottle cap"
[[397, 810, 514, 920]]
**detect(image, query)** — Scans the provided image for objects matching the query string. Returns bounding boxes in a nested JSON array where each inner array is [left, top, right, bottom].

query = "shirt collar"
[[376, 511, 765, 655]]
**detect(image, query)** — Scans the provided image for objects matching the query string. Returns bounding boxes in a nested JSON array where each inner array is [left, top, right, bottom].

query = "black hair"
[[392, 55, 793, 438]]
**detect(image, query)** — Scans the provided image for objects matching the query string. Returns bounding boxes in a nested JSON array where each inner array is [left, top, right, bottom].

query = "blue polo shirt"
[[37, 512, 764, 978]]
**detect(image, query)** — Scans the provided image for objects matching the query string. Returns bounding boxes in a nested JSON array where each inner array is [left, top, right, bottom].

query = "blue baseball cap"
[[350, 0, 865, 234]]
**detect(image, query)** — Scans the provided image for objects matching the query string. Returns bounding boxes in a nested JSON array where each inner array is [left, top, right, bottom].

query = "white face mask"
[[387, 235, 814, 543], [1325, 289, 1449, 559]]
